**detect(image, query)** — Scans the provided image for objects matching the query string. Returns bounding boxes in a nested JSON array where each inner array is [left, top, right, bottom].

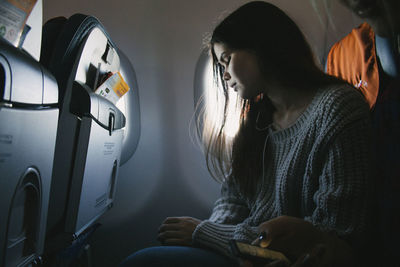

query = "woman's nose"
[[223, 70, 231, 81]]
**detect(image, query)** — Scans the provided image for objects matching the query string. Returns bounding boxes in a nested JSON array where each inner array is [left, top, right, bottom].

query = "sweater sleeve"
[[192, 179, 258, 257], [304, 108, 372, 245]]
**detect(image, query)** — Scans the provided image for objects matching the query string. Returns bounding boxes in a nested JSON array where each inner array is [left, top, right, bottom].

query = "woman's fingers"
[[158, 223, 181, 233], [158, 217, 187, 234], [157, 230, 186, 245], [162, 216, 196, 224], [251, 231, 272, 248], [257, 217, 286, 243], [158, 230, 184, 239], [258, 231, 272, 248], [162, 217, 182, 224], [157, 217, 201, 246], [158, 230, 192, 246]]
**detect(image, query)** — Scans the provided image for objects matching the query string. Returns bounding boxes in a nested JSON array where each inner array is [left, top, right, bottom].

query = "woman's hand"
[[240, 244, 332, 267], [157, 216, 201, 246], [252, 216, 325, 261], [242, 216, 355, 267]]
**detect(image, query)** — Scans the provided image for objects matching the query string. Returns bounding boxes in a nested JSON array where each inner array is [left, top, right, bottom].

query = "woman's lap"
[[119, 246, 238, 267]]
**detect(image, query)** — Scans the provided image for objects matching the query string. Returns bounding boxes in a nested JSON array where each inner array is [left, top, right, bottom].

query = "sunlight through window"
[[203, 55, 242, 139]]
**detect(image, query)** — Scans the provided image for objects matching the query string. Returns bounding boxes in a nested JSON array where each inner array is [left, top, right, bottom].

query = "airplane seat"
[[40, 17, 67, 70], [40, 13, 140, 264], [0, 1, 59, 266]]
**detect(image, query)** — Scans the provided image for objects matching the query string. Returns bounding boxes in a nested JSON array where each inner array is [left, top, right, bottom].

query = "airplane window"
[[0, 64, 5, 98]]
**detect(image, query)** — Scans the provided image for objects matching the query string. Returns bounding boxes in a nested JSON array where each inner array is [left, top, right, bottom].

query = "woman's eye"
[[221, 56, 230, 66]]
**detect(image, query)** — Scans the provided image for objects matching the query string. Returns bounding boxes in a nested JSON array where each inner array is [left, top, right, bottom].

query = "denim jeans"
[[119, 246, 239, 267]]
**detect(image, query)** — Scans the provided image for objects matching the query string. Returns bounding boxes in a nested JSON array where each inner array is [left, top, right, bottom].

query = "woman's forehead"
[[213, 43, 230, 57]]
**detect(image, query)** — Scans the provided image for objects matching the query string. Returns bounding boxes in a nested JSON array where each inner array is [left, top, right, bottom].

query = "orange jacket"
[[326, 22, 379, 109]]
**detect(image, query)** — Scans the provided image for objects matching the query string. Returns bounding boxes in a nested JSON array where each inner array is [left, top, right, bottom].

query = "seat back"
[[42, 14, 128, 250], [0, 1, 59, 264]]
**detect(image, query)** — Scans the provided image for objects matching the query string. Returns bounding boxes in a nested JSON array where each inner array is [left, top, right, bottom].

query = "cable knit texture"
[[192, 84, 372, 257]]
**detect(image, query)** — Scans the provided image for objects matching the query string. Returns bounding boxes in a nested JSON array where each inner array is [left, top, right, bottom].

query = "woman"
[[121, 1, 373, 266]]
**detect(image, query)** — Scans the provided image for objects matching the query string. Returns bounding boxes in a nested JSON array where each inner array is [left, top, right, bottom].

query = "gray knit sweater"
[[192, 84, 372, 257]]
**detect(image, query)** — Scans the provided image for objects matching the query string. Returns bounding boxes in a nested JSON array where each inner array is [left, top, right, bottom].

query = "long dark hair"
[[202, 1, 334, 196]]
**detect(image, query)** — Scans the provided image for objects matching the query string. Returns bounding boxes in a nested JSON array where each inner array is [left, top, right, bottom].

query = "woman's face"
[[213, 43, 266, 100]]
